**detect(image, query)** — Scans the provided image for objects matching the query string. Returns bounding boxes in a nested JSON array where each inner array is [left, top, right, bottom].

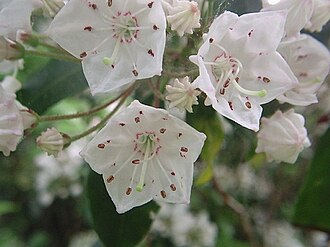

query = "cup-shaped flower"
[[0, 85, 23, 156], [277, 34, 330, 106], [304, 0, 330, 32], [256, 109, 311, 164], [48, 0, 166, 95], [261, 0, 314, 37], [166, 76, 200, 113], [36, 127, 67, 157], [80, 100, 206, 213], [190, 11, 298, 131], [165, 0, 201, 36]]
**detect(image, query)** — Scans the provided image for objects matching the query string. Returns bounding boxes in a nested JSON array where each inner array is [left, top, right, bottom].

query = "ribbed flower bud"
[[36, 128, 70, 157], [256, 109, 311, 164]]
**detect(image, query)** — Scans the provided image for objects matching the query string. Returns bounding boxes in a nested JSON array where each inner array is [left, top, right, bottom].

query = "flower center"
[[205, 43, 267, 98], [134, 133, 160, 192], [111, 12, 139, 43]]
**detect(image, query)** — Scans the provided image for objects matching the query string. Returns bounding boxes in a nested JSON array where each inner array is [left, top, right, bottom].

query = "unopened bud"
[[36, 128, 70, 157]]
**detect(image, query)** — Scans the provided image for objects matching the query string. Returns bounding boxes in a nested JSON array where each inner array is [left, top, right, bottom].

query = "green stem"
[[37, 41, 68, 54], [25, 49, 80, 63], [147, 79, 165, 101], [39, 92, 126, 122], [69, 84, 136, 143], [162, 68, 199, 78]]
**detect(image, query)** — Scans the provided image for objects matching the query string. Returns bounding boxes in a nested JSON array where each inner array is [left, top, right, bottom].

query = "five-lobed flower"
[[80, 100, 206, 213], [48, 0, 166, 95], [190, 10, 298, 131]]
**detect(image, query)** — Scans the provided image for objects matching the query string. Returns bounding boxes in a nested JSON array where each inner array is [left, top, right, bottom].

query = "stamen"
[[155, 156, 176, 188], [132, 6, 148, 16], [232, 79, 267, 97], [136, 137, 153, 192], [103, 38, 121, 66]]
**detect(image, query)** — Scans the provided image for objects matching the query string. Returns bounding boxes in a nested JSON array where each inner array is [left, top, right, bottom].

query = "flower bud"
[[0, 37, 25, 62], [36, 128, 70, 157], [256, 109, 311, 164]]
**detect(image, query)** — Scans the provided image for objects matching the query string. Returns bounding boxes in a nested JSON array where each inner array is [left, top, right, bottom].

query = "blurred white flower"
[[152, 204, 217, 247], [0, 85, 23, 156], [190, 10, 298, 131], [277, 34, 330, 106], [41, 0, 64, 18], [34, 140, 85, 206], [256, 109, 311, 164], [80, 100, 206, 213], [261, 0, 314, 37], [48, 0, 166, 95], [305, 0, 330, 32], [166, 76, 200, 113]]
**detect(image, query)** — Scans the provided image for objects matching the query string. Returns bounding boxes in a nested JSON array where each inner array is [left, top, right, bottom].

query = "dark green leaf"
[[18, 59, 88, 114], [292, 127, 330, 233], [86, 169, 158, 247]]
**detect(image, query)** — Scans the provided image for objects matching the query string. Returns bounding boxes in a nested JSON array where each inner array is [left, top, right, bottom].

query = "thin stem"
[[148, 79, 165, 101], [25, 49, 80, 63], [39, 92, 125, 122], [162, 68, 199, 78], [69, 84, 136, 142], [37, 41, 69, 54], [212, 177, 261, 247]]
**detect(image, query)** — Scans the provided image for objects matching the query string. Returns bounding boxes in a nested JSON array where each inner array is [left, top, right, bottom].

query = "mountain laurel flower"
[[41, 0, 65, 18], [304, 0, 330, 32], [277, 34, 330, 106], [0, 85, 24, 156], [261, 0, 314, 37], [190, 11, 298, 131], [48, 0, 166, 95], [256, 109, 311, 164], [165, 0, 201, 36], [165, 76, 200, 113], [36, 127, 67, 157], [80, 100, 206, 213]]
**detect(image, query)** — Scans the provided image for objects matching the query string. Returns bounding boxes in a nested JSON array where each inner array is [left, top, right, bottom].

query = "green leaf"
[[292, 127, 330, 233], [187, 106, 224, 185], [86, 169, 159, 247], [18, 59, 88, 114], [0, 201, 19, 216]]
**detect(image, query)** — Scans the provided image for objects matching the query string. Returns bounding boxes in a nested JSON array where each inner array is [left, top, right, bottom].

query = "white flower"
[[48, 0, 166, 95], [34, 139, 85, 206], [305, 0, 330, 32], [80, 100, 206, 213], [166, 76, 200, 113], [0, 36, 24, 62], [41, 0, 65, 18], [277, 34, 330, 106], [0, 85, 23, 156], [165, 0, 201, 36], [190, 11, 298, 131], [0, 0, 42, 40], [36, 127, 66, 157], [261, 0, 314, 37], [256, 109, 311, 164]]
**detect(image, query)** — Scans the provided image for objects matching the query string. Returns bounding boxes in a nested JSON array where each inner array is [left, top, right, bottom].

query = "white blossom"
[[34, 140, 85, 206], [166, 76, 200, 113], [190, 11, 298, 131], [0, 85, 23, 156], [165, 0, 201, 36], [80, 100, 206, 213], [305, 0, 330, 32], [48, 0, 166, 95], [36, 127, 66, 157], [256, 109, 311, 164], [261, 0, 314, 37], [277, 34, 330, 106]]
